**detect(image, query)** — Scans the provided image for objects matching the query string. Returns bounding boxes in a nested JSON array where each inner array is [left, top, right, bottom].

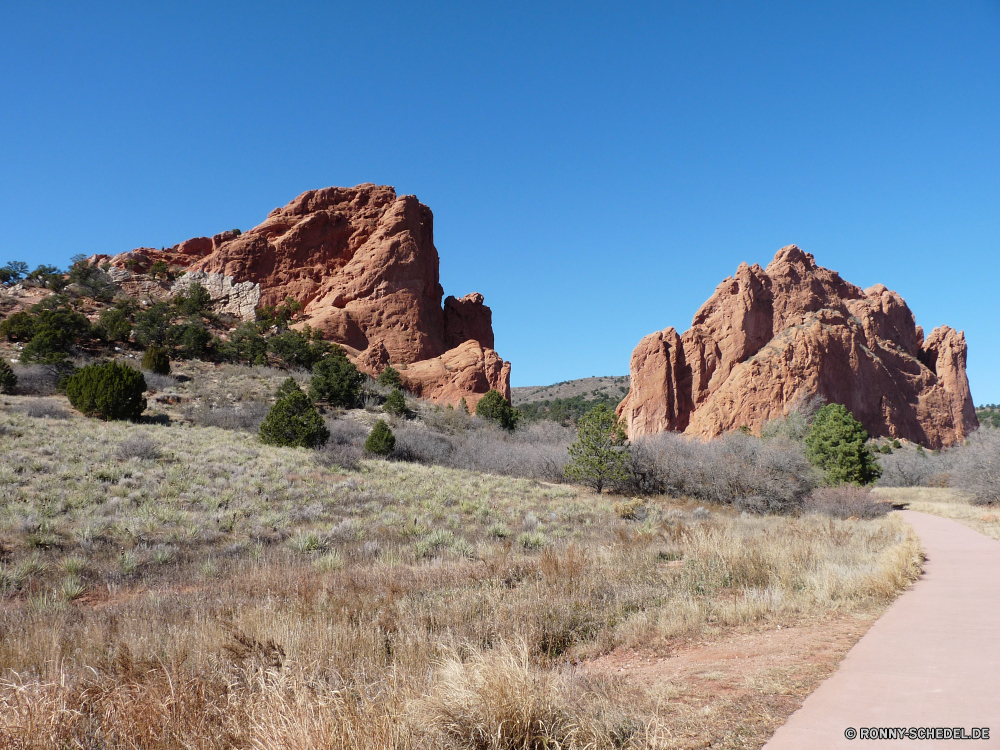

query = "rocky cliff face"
[[618, 245, 977, 448], [94, 184, 510, 407]]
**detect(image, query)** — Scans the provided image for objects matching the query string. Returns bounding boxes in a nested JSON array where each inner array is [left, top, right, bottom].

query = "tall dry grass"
[[0, 401, 922, 748]]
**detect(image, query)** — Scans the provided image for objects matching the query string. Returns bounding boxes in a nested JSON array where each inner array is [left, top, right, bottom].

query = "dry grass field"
[[0, 396, 923, 749], [875, 486, 1000, 542]]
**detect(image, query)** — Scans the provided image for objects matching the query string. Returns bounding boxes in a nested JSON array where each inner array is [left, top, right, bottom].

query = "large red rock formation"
[[619, 245, 977, 448], [125, 184, 510, 406]]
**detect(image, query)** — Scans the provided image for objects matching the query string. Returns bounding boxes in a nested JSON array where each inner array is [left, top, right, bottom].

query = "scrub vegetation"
[[0, 395, 922, 748]]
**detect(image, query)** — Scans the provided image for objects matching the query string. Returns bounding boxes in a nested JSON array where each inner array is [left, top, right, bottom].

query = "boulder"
[[619, 245, 977, 448]]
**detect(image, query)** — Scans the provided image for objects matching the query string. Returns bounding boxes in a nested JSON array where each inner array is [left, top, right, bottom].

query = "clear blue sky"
[[2, 2, 998, 400]]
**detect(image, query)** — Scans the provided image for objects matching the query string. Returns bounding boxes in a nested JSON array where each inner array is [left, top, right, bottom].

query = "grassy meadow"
[[0, 395, 923, 749]]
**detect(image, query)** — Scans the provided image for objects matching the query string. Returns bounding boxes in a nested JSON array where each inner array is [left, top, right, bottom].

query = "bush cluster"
[[258, 379, 330, 449], [65, 361, 147, 421], [141, 345, 171, 375]]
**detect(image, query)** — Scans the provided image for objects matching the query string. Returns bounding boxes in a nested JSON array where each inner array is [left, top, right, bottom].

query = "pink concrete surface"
[[763, 511, 1000, 749]]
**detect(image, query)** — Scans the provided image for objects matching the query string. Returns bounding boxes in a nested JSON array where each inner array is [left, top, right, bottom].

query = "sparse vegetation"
[[0, 400, 922, 749]]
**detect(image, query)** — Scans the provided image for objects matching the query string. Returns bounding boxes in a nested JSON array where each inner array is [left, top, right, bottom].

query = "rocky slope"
[[618, 246, 976, 448], [92, 185, 510, 408]]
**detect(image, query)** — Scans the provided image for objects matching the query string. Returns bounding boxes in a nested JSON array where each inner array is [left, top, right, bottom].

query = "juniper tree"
[[258, 379, 329, 449]]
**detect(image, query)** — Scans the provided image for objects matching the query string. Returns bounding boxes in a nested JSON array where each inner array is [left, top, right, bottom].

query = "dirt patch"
[[585, 613, 878, 749]]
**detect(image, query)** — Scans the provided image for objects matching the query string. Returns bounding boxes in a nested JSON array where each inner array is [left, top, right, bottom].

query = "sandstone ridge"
[[618, 245, 976, 448], [95, 185, 510, 408]]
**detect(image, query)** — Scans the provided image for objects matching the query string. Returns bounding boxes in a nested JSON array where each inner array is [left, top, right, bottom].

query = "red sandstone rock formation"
[[618, 245, 977, 449], [168, 184, 509, 405]]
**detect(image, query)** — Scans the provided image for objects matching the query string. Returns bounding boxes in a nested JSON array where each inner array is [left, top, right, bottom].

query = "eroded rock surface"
[[92, 184, 510, 406], [619, 245, 976, 448], [171, 271, 260, 322]]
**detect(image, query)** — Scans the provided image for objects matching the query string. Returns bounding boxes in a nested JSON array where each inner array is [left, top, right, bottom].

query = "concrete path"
[[764, 511, 1000, 749]]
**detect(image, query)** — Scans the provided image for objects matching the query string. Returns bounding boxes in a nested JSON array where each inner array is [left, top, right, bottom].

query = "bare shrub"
[[142, 371, 177, 393], [804, 486, 893, 519], [183, 401, 270, 432], [423, 405, 475, 434], [317, 418, 368, 470], [381, 419, 573, 482], [115, 435, 161, 461], [448, 422, 573, 481], [11, 398, 70, 420], [626, 432, 815, 512], [392, 423, 455, 464], [11, 365, 60, 395], [947, 428, 1000, 505], [876, 446, 946, 487]]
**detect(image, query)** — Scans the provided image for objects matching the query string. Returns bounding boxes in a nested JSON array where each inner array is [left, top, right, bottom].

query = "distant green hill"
[[976, 406, 1000, 429], [518, 391, 624, 425]]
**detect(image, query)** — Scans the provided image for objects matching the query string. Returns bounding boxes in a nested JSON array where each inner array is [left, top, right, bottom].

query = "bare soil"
[[585, 613, 878, 749]]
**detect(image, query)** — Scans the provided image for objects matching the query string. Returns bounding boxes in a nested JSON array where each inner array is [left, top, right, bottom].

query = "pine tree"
[[141, 345, 171, 375], [377, 365, 402, 388], [804, 403, 881, 485], [563, 404, 630, 493], [383, 388, 407, 417]]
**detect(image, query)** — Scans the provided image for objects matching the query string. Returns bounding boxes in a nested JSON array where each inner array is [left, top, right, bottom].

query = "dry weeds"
[[875, 486, 1000, 542], [0, 398, 923, 748]]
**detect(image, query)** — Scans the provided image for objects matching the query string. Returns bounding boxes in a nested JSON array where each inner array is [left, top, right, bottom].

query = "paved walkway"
[[764, 511, 1000, 749]]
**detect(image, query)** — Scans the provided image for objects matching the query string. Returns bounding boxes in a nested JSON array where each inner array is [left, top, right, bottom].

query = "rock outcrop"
[[97, 185, 509, 406], [171, 271, 260, 322], [619, 245, 977, 448]]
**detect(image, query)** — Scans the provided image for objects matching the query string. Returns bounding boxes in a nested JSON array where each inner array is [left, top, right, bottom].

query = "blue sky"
[[2, 2, 998, 399]]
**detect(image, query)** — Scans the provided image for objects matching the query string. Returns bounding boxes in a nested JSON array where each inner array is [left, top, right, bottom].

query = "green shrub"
[[475, 390, 521, 431], [309, 346, 364, 408], [221, 323, 268, 366], [65, 361, 147, 421], [458, 397, 469, 414], [173, 282, 212, 316], [149, 260, 169, 280], [377, 365, 402, 388], [133, 302, 173, 347], [96, 306, 133, 343], [166, 321, 211, 358], [364, 419, 396, 456], [0, 311, 36, 341], [141, 345, 171, 375], [563, 404, 630, 493], [805, 403, 881, 485], [258, 379, 329, 449], [0, 359, 16, 394], [267, 329, 330, 370], [384, 388, 407, 417]]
